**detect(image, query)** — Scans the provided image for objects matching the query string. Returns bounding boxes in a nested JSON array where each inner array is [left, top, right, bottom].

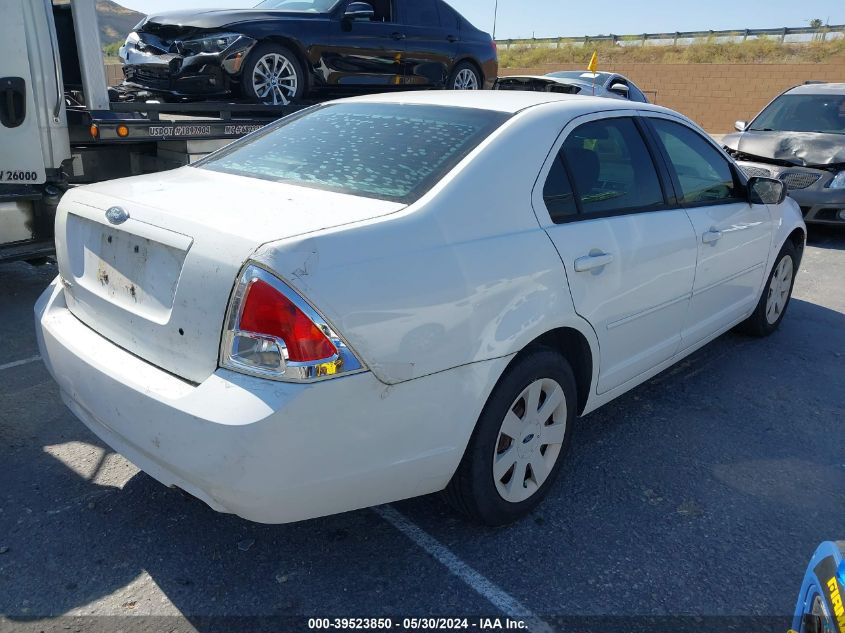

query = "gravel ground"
[[0, 226, 843, 633]]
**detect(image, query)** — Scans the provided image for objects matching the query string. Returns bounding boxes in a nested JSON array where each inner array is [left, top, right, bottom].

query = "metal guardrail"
[[496, 25, 845, 49]]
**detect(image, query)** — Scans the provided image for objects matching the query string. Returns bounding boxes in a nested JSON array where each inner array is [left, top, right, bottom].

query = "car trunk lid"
[[55, 166, 404, 384]]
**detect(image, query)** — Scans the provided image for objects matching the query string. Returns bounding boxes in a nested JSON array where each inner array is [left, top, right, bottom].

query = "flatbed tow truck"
[[0, 0, 310, 264]]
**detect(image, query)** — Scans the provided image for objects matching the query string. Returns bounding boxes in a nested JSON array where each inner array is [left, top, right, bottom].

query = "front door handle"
[[392, 32, 406, 40], [702, 229, 723, 244], [574, 252, 614, 272], [447, 35, 458, 43]]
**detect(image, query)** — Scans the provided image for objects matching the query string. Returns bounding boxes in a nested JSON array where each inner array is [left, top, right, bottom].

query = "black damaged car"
[[119, 0, 498, 105], [724, 82, 845, 226]]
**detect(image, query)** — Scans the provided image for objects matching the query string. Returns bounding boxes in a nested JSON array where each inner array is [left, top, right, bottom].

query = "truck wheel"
[[444, 348, 576, 525], [241, 43, 304, 105]]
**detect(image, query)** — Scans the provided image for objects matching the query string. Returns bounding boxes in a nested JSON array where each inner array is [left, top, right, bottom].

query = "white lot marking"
[[0, 354, 41, 371], [373, 505, 555, 633]]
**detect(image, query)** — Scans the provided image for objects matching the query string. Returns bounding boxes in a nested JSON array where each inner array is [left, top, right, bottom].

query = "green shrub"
[[499, 33, 845, 68]]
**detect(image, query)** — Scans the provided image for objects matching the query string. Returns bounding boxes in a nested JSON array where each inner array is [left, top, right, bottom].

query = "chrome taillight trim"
[[219, 263, 366, 383]]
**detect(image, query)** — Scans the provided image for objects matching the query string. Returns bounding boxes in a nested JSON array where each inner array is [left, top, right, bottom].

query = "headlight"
[[829, 171, 845, 189], [119, 31, 140, 61], [180, 33, 241, 55]]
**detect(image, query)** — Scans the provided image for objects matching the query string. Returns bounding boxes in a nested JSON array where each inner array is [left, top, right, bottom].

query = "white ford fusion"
[[36, 91, 805, 526]]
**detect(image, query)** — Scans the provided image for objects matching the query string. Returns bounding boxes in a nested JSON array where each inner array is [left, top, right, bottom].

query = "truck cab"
[[0, 0, 299, 264], [0, 0, 77, 262]]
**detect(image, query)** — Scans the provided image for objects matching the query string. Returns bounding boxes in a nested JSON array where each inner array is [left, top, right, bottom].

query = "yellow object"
[[588, 51, 598, 73], [116, 124, 129, 138]]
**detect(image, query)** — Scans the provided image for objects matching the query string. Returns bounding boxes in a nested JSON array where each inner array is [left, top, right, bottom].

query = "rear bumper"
[[35, 278, 505, 523]]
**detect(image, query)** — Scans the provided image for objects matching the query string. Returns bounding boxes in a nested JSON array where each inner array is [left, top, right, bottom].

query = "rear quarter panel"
[[253, 104, 599, 385]]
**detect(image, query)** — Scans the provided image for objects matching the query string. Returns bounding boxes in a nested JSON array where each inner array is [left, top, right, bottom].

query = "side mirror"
[[735, 120, 748, 132], [748, 176, 787, 205], [608, 83, 629, 97], [344, 1, 375, 21]]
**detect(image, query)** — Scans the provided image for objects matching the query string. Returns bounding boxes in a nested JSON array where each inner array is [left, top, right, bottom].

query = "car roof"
[[337, 90, 663, 115], [785, 82, 845, 96]]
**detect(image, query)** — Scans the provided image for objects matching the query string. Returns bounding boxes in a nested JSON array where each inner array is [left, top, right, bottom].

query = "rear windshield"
[[749, 93, 845, 134], [196, 103, 510, 203]]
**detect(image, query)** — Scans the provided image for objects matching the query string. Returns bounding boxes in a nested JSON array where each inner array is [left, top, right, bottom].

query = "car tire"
[[241, 43, 305, 105], [444, 347, 576, 526], [447, 62, 481, 90], [737, 240, 798, 337]]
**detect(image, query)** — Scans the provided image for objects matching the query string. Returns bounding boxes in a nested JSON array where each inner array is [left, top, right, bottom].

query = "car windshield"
[[196, 103, 510, 203], [748, 94, 845, 134], [546, 71, 612, 83], [253, 0, 341, 11]]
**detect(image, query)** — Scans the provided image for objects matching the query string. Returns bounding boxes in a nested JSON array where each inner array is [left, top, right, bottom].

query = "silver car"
[[494, 70, 649, 102], [723, 82, 845, 225]]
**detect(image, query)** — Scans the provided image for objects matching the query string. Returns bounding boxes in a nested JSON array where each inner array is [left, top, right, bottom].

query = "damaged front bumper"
[[121, 32, 257, 99], [737, 160, 845, 225]]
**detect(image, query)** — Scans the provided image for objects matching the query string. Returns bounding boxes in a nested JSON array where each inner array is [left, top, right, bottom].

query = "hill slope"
[[97, 0, 144, 45]]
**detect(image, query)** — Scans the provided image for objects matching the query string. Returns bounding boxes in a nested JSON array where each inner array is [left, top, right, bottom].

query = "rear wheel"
[[738, 240, 797, 336], [241, 43, 304, 105], [444, 348, 576, 525], [448, 62, 481, 90]]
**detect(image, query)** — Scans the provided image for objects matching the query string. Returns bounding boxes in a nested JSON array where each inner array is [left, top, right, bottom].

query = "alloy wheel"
[[765, 255, 794, 325], [492, 378, 567, 503], [453, 68, 479, 90], [252, 53, 298, 105]]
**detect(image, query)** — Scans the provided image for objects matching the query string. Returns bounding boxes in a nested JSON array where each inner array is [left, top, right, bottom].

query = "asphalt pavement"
[[1, 227, 843, 633]]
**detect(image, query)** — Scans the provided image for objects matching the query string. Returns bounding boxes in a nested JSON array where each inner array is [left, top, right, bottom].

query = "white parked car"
[[36, 91, 806, 526]]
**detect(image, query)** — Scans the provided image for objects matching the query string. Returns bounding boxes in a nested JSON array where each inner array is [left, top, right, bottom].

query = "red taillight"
[[221, 265, 364, 382], [240, 279, 337, 363], [491, 40, 497, 53]]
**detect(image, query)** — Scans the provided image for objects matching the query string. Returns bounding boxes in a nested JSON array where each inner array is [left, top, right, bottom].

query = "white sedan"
[[36, 91, 806, 526]]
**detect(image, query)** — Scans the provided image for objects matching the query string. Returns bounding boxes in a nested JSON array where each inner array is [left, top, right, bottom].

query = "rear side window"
[[403, 0, 441, 27], [542, 156, 578, 222], [437, 0, 461, 30], [197, 103, 509, 203], [650, 118, 741, 204], [561, 117, 665, 216]]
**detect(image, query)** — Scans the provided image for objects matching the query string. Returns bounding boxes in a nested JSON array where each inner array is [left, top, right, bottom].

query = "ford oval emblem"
[[105, 206, 129, 225]]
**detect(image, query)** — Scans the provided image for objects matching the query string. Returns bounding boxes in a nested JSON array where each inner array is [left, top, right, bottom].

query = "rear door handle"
[[447, 35, 458, 42], [392, 32, 406, 40], [702, 229, 723, 244], [574, 252, 614, 272]]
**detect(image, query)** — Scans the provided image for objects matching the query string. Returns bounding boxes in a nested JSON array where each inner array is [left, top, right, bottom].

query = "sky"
[[119, 0, 842, 40]]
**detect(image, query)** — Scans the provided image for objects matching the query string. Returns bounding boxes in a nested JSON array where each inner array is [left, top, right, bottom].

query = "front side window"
[[360, 0, 394, 22], [650, 118, 741, 204], [403, 0, 441, 27], [561, 117, 665, 216], [197, 103, 509, 203], [627, 84, 648, 103]]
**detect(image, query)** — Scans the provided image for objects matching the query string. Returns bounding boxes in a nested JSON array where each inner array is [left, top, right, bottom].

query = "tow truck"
[[0, 0, 306, 264]]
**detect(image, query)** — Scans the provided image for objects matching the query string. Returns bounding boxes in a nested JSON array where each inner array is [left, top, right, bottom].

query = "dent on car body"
[[722, 130, 845, 168]]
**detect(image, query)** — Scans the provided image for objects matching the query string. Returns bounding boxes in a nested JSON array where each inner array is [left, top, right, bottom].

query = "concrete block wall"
[[105, 64, 124, 87]]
